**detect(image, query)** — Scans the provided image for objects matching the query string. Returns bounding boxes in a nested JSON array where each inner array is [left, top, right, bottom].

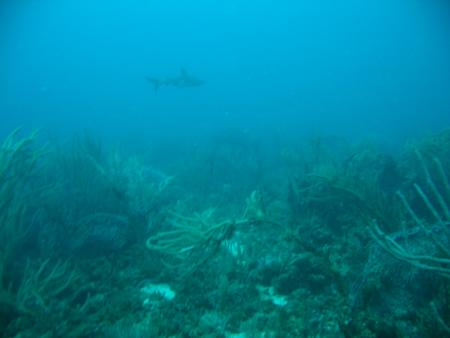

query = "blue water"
[[1, 0, 450, 146]]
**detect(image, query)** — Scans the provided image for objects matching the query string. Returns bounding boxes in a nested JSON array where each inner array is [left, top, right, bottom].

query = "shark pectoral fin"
[[145, 77, 160, 92]]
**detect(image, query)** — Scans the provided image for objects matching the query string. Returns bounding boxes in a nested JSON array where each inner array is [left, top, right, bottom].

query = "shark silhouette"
[[146, 68, 204, 92]]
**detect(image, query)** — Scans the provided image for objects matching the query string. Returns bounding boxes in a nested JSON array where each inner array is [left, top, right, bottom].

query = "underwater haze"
[[1, 0, 450, 145], [2, 1, 450, 337]]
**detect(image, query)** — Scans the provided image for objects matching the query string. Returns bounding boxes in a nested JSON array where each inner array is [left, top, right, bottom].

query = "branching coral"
[[369, 152, 450, 278], [146, 191, 278, 276], [16, 258, 81, 314], [146, 208, 251, 274], [369, 151, 450, 334], [0, 129, 43, 312]]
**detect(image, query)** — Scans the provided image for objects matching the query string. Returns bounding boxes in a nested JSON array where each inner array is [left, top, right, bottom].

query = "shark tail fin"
[[145, 77, 160, 92]]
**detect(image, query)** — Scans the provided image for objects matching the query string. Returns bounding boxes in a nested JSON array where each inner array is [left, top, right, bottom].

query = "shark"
[[145, 68, 204, 92]]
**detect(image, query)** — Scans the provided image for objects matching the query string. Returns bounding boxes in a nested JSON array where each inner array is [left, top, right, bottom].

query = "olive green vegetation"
[[1, 128, 450, 337]]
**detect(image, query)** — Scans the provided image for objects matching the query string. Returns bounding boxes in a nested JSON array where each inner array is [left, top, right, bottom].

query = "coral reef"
[[2, 128, 450, 337]]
